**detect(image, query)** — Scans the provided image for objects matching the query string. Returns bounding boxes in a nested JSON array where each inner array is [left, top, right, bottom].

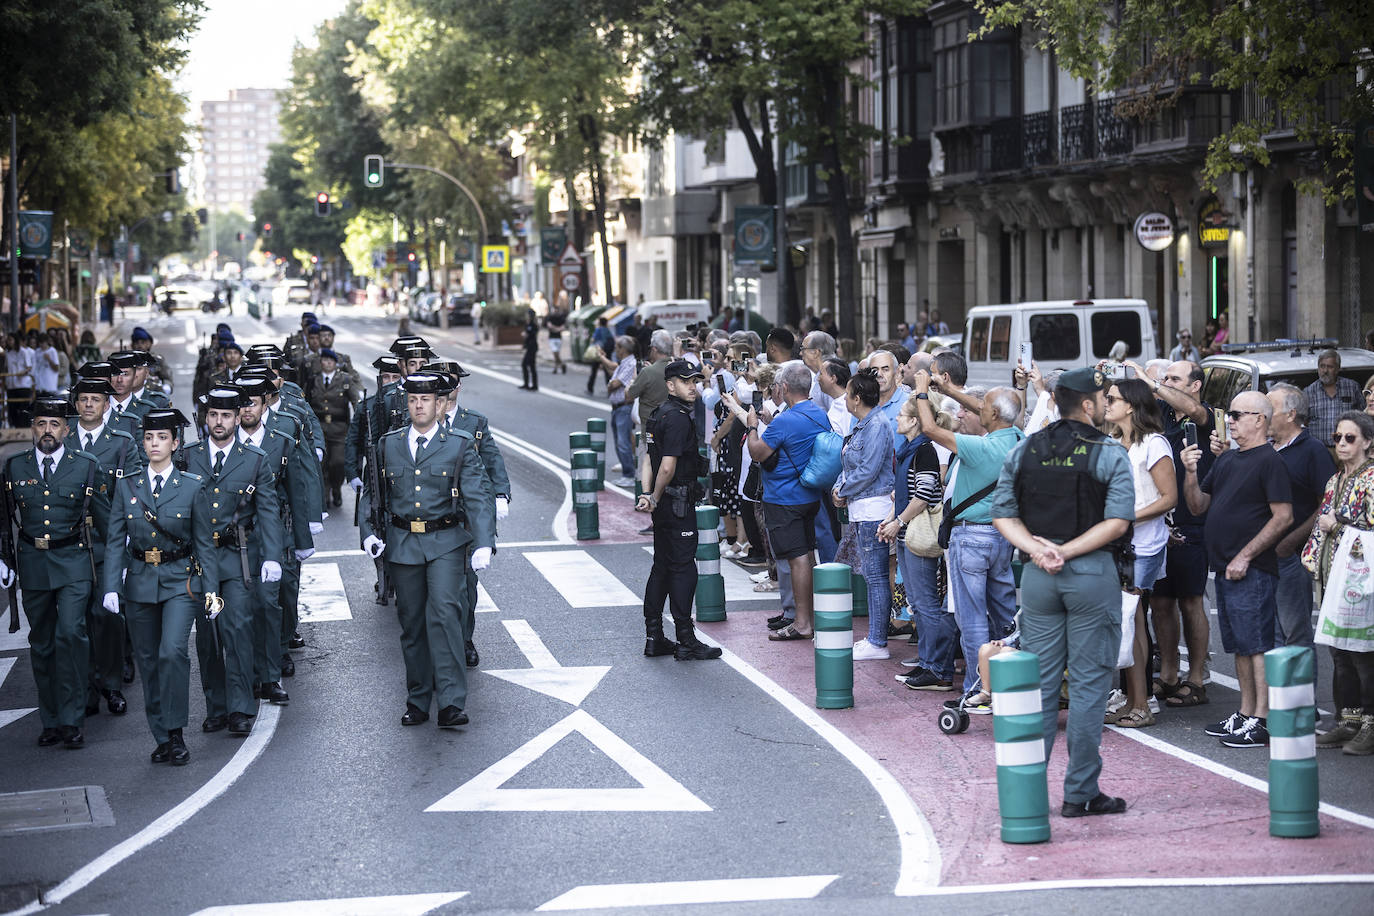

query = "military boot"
[[1343, 715, 1374, 756], [1317, 707, 1362, 748], [672, 621, 721, 661], [643, 615, 677, 657]]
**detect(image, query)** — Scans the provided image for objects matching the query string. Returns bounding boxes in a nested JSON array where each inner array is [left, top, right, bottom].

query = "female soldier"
[[101, 409, 216, 766]]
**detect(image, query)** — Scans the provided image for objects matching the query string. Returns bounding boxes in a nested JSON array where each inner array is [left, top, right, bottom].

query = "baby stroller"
[[936, 678, 983, 735]]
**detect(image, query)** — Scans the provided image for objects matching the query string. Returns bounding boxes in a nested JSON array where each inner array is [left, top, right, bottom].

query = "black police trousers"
[[643, 500, 699, 643]]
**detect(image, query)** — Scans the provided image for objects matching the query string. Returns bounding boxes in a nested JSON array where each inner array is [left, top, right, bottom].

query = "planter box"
[[493, 325, 525, 346]]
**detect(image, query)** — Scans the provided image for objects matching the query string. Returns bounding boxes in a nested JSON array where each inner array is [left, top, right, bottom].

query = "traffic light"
[[406, 250, 417, 263], [236, 232, 245, 242], [364, 155, 384, 188], [197, 208, 208, 225], [262, 222, 272, 238], [314, 192, 331, 217], [311, 255, 319, 264]]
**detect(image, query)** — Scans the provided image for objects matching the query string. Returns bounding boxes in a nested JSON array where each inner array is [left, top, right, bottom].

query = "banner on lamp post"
[[18, 211, 54, 259], [733, 205, 776, 266]]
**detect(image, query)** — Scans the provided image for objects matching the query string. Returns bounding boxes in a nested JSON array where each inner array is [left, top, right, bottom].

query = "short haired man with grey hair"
[[800, 330, 838, 410], [1181, 390, 1293, 748], [866, 349, 911, 450], [1303, 348, 1361, 444], [624, 329, 677, 497], [1266, 381, 1335, 665]]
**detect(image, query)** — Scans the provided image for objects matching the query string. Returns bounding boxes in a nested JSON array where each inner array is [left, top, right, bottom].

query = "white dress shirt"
[[408, 423, 438, 461], [111, 394, 136, 416], [238, 425, 266, 449], [35, 445, 65, 477], [148, 466, 171, 494], [209, 442, 233, 473], [77, 421, 106, 451]]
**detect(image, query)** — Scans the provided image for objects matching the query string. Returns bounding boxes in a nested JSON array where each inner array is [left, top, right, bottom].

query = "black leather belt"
[[20, 530, 85, 550], [128, 545, 192, 566], [213, 525, 254, 548], [391, 514, 459, 534]]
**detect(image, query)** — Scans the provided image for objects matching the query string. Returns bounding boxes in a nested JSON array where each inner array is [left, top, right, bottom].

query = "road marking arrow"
[[484, 619, 610, 707], [0, 657, 37, 731]]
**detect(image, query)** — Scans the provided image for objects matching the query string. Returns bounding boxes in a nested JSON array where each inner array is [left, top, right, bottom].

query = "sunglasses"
[[1225, 410, 1263, 421], [1333, 433, 1364, 445], [1104, 394, 1123, 404], [1364, 389, 1374, 399]]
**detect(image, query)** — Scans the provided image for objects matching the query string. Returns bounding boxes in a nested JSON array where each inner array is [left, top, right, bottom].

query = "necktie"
[[84, 433, 94, 451], [113, 404, 123, 420], [152, 475, 162, 498], [415, 435, 427, 460], [42, 457, 53, 482], [213, 452, 225, 476]]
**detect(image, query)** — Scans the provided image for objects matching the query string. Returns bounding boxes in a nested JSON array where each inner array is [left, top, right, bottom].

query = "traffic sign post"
[[480, 245, 510, 274]]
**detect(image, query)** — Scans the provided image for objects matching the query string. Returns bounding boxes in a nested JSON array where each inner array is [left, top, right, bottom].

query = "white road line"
[[189, 892, 468, 915], [476, 582, 499, 613], [502, 619, 561, 668], [675, 621, 942, 893], [298, 563, 351, 622], [1, 605, 32, 651], [897, 873, 1374, 897], [524, 550, 641, 608], [183, 317, 196, 339], [535, 875, 839, 911], [1106, 722, 1374, 830], [0, 657, 36, 732], [9, 704, 282, 913]]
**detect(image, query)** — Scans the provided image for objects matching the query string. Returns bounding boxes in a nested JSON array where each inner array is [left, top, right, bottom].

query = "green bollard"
[[1265, 645, 1320, 838], [989, 650, 1052, 844], [569, 431, 591, 465], [694, 505, 726, 622], [571, 450, 600, 540], [813, 562, 854, 709], [587, 418, 607, 491], [850, 572, 869, 618]]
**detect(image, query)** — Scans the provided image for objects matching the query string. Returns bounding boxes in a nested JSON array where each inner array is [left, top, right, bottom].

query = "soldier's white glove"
[[0, 560, 13, 589], [315, 448, 324, 462], [363, 536, 386, 558], [294, 548, 315, 561], [205, 593, 223, 620], [309, 521, 324, 536], [350, 477, 363, 493], [495, 497, 509, 521], [102, 592, 121, 614], [470, 547, 492, 571], [260, 561, 282, 583]]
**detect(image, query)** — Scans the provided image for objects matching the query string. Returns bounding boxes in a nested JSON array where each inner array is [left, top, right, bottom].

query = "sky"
[[177, 0, 347, 108]]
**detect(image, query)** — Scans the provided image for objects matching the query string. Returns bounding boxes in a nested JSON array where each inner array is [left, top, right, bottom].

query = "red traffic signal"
[[262, 222, 272, 237], [311, 255, 319, 264], [406, 251, 417, 262], [263, 250, 272, 259], [314, 192, 331, 217]]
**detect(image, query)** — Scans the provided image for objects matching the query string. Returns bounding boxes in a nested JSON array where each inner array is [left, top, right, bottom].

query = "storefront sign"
[[1133, 212, 1175, 251], [1197, 196, 1233, 248]]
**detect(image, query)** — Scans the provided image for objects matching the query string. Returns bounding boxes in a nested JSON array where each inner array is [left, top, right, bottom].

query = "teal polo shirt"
[[949, 426, 1025, 523]]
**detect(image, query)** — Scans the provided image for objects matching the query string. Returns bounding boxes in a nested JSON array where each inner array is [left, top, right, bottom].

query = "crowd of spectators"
[[604, 319, 1373, 757]]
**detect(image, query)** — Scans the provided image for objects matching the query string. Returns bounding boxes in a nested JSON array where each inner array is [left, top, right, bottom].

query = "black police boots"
[[643, 616, 677, 657]]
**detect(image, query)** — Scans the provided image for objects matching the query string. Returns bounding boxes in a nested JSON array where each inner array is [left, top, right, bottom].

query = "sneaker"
[[612, 477, 635, 488], [900, 656, 920, 667], [1220, 717, 1269, 748], [1204, 711, 1244, 737], [852, 638, 890, 660], [1106, 688, 1128, 715], [749, 570, 772, 583], [718, 543, 739, 558], [901, 669, 954, 691]]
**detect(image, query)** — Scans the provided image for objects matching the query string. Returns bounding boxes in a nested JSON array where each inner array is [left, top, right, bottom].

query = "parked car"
[[1200, 339, 1374, 408], [409, 291, 443, 325], [152, 285, 198, 311], [272, 280, 311, 306]]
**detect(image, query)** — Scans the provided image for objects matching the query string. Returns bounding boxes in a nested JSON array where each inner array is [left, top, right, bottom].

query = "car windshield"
[[1260, 368, 1372, 393]]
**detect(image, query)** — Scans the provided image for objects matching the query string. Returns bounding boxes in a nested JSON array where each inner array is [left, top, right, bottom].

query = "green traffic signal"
[[364, 154, 384, 188]]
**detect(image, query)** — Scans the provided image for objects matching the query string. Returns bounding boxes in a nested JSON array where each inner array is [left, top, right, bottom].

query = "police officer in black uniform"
[[635, 359, 720, 661]]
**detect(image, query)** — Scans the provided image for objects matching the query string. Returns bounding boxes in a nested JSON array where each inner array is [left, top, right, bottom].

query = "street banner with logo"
[[540, 227, 567, 266], [733, 205, 775, 265], [18, 211, 53, 259]]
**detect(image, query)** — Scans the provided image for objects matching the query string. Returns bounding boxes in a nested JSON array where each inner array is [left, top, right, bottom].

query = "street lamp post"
[[383, 161, 490, 302]]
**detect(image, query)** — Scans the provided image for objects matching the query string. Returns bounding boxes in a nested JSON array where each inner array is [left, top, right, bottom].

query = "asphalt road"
[[0, 300, 1370, 915]]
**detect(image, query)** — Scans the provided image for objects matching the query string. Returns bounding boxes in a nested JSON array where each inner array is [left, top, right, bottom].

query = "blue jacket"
[[834, 408, 895, 503]]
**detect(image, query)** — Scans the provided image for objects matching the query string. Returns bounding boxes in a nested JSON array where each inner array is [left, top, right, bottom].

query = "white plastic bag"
[[1316, 527, 1374, 652], [1117, 591, 1137, 668]]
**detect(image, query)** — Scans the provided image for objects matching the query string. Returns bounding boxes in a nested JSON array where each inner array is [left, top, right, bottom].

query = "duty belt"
[[20, 526, 88, 550], [212, 523, 255, 548], [128, 545, 192, 566], [391, 514, 461, 534]]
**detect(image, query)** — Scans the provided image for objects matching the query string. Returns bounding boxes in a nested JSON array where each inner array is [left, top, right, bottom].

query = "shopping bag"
[[1117, 591, 1137, 668], [1316, 527, 1374, 652]]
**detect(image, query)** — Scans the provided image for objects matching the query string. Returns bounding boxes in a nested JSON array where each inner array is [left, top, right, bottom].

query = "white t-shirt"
[[33, 346, 59, 392], [6, 346, 32, 389], [827, 397, 853, 436], [1128, 433, 1174, 557]]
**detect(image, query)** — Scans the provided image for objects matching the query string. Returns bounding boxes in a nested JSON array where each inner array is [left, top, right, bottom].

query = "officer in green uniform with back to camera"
[[182, 388, 283, 737], [635, 359, 721, 661], [2, 399, 111, 749], [102, 408, 217, 766], [990, 367, 1135, 818], [360, 373, 496, 728]]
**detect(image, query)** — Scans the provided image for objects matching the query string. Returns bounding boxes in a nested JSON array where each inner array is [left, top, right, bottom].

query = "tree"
[[976, 0, 1374, 199]]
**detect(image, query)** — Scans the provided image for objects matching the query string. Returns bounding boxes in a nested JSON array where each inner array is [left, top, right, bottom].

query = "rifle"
[[362, 389, 390, 605], [0, 471, 18, 632]]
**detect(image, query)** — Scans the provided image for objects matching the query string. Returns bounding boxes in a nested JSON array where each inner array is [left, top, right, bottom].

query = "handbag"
[[936, 480, 998, 550], [742, 461, 763, 502], [1117, 591, 1138, 668], [904, 503, 943, 558], [1316, 526, 1374, 652], [801, 429, 843, 490], [582, 343, 601, 363]]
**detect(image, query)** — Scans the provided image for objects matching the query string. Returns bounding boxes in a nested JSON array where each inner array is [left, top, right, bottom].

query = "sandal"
[[1152, 677, 1180, 701], [752, 580, 779, 592], [1115, 707, 1156, 728], [1165, 681, 1208, 707], [768, 624, 813, 641]]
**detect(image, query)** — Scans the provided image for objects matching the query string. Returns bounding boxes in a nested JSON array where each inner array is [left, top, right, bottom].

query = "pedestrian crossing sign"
[[480, 245, 510, 273]]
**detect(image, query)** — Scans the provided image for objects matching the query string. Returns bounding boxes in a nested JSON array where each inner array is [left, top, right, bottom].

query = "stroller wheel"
[[938, 708, 962, 734], [955, 711, 970, 733]]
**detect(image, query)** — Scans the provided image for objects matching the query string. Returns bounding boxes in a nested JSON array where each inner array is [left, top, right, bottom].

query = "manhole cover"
[[0, 786, 113, 836]]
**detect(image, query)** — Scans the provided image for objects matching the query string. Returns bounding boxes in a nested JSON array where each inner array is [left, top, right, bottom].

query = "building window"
[[646, 146, 665, 197]]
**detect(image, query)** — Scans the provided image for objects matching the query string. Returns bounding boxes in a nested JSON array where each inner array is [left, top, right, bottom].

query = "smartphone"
[[752, 391, 764, 412], [1213, 407, 1229, 445], [732, 360, 747, 374], [1018, 341, 1033, 369], [1183, 421, 1198, 448], [715, 372, 726, 393]]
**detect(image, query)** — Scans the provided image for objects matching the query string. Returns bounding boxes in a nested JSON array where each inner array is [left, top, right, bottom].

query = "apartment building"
[[198, 88, 282, 215]]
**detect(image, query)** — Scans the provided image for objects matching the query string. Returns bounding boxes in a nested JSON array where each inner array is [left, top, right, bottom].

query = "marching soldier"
[[107, 351, 152, 438], [309, 325, 356, 376], [283, 312, 317, 366], [182, 388, 283, 736], [131, 350, 171, 409], [361, 373, 496, 727], [2, 399, 112, 748], [130, 327, 173, 396], [433, 359, 511, 668], [234, 376, 312, 705], [66, 371, 141, 718], [210, 341, 247, 386], [308, 347, 358, 508], [345, 355, 402, 497], [101, 408, 216, 766]]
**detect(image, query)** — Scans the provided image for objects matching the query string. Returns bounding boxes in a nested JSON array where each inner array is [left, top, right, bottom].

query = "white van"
[[962, 299, 1157, 391], [634, 299, 712, 331]]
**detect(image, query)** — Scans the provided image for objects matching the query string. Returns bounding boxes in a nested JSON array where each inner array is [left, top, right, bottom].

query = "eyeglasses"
[[1179, 334, 1192, 339], [1333, 433, 1364, 445], [1364, 389, 1374, 399], [1104, 394, 1123, 404], [1226, 410, 1263, 421]]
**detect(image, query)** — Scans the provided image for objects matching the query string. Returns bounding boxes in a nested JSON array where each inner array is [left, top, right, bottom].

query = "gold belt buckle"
[[213, 531, 221, 546], [35, 535, 50, 550], [324, 414, 332, 424], [144, 548, 162, 565], [410, 519, 426, 534]]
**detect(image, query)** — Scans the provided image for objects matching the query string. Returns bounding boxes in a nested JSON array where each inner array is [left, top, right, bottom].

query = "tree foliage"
[[976, 0, 1374, 199]]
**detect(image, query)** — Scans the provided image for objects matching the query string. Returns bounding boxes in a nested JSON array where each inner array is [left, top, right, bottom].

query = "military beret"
[[306, 323, 321, 334], [216, 322, 232, 332], [1057, 367, 1109, 394], [142, 408, 191, 431], [131, 327, 153, 343], [222, 341, 243, 354], [301, 312, 317, 322], [70, 378, 115, 397], [205, 387, 245, 410], [319, 347, 338, 361], [318, 324, 334, 335]]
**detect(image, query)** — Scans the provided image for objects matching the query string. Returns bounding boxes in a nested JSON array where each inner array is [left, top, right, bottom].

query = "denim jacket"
[[835, 408, 895, 502]]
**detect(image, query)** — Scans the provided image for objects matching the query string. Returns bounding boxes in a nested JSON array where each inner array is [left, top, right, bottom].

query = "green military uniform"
[[104, 457, 216, 750], [65, 417, 141, 708], [182, 432, 283, 723], [134, 385, 171, 411], [445, 402, 510, 649], [264, 401, 322, 664], [360, 414, 496, 718], [307, 361, 358, 505], [990, 375, 1135, 810], [4, 439, 110, 735]]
